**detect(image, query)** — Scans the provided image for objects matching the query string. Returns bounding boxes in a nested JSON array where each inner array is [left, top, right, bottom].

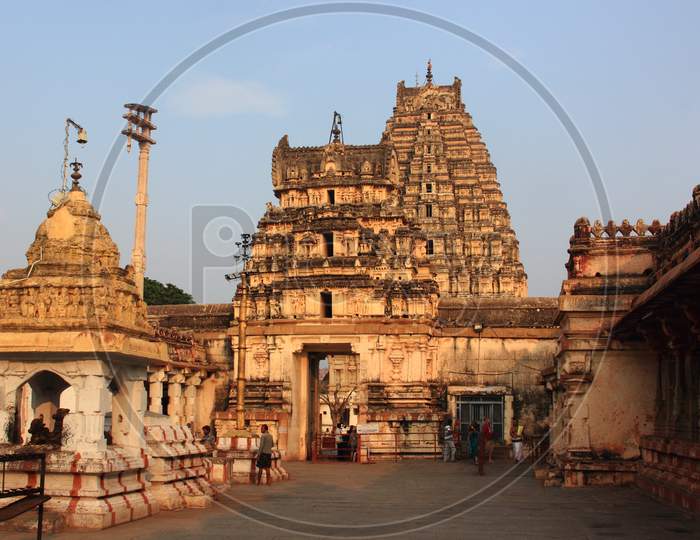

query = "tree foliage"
[[143, 277, 195, 305]]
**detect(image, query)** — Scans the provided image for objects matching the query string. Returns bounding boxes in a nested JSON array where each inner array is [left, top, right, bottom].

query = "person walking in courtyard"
[[256, 424, 274, 486], [468, 421, 479, 463], [348, 425, 358, 462], [482, 416, 495, 463], [511, 419, 524, 463], [443, 421, 456, 462], [477, 423, 486, 475]]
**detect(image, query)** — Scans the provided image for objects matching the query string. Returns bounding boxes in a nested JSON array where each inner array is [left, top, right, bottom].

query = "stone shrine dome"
[[0, 173, 150, 333], [25, 186, 120, 272]]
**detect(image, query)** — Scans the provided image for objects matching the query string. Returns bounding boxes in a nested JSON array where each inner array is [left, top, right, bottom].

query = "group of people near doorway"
[[443, 417, 526, 473], [328, 423, 359, 461]]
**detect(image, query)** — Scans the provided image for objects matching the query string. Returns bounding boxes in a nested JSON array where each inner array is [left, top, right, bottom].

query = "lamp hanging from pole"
[[51, 118, 88, 208]]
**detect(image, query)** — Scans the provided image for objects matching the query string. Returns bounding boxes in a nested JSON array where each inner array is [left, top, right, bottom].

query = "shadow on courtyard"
[[4, 461, 699, 539]]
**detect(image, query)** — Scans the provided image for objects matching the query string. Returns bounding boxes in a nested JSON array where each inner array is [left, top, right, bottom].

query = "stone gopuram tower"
[[218, 69, 535, 460], [250, 130, 439, 322], [383, 62, 527, 297]]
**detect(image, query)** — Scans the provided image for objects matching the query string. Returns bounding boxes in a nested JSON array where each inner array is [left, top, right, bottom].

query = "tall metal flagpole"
[[122, 103, 157, 298]]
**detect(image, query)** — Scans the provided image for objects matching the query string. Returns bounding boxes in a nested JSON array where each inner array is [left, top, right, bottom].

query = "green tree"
[[143, 277, 195, 305]]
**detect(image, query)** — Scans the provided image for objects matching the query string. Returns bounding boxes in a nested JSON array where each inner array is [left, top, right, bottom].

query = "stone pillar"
[[0, 411, 11, 444], [0, 375, 19, 444], [148, 370, 166, 415], [167, 373, 185, 425], [661, 315, 693, 436], [112, 374, 148, 449], [681, 304, 700, 439], [149, 381, 163, 414], [557, 352, 594, 455], [131, 137, 152, 298], [183, 378, 199, 427], [62, 375, 110, 453]]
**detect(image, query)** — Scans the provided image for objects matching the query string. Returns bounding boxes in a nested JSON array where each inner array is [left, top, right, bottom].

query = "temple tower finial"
[[329, 111, 343, 144], [69, 159, 83, 191]]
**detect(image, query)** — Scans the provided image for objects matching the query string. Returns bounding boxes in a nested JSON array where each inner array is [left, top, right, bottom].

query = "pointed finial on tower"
[[329, 111, 344, 144], [426, 59, 433, 85], [69, 159, 83, 190]]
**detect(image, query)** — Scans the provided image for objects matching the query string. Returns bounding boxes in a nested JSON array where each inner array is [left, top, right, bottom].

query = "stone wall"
[[546, 217, 662, 487]]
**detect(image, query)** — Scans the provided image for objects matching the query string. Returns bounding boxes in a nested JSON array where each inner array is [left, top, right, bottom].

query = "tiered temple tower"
[[382, 63, 527, 297], [244, 130, 439, 323], [243, 66, 527, 321], [221, 68, 543, 460]]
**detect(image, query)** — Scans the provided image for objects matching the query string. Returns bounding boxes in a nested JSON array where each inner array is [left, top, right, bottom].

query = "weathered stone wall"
[[546, 217, 662, 486], [610, 185, 700, 511]]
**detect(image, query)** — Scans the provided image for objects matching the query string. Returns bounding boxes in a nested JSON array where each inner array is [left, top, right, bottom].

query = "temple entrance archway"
[[288, 342, 356, 461]]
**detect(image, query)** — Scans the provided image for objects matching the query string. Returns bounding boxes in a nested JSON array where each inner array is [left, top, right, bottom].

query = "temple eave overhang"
[[614, 243, 700, 337], [0, 329, 170, 363]]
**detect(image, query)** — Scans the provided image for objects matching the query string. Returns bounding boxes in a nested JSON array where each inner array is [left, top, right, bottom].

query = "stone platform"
[[561, 457, 638, 487], [210, 436, 288, 485], [144, 416, 214, 510], [0, 447, 156, 529]]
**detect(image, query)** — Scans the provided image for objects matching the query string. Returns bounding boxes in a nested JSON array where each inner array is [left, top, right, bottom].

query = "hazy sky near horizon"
[[1, 1, 699, 303]]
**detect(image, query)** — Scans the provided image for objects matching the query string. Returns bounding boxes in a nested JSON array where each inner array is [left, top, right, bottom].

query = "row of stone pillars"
[[637, 308, 700, 440], [147, 369, 204, 427]]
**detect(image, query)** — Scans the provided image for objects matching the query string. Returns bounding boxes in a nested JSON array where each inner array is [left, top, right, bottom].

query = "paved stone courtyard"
[[5, 461, 699, 539]]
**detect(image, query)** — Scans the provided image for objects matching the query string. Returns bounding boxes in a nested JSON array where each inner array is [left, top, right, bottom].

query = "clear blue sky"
[[1, 1, 698, 302]]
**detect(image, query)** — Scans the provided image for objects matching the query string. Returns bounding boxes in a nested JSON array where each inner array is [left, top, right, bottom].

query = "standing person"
[[482, 416, 495, 464], [443, 421, 456, 462], [511, 420, 524, 463], [348, 426, 358, 462], [201, 425, 215, 445], [477, 422, 486, 476], [468, 422, 479, 464], [256, 424, 274, 486]]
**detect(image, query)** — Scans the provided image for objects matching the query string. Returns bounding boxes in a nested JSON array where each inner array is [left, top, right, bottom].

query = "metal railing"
[[311, 431, 550, 465], [357, 431, 442, 462], [0, 452, 49, 540]]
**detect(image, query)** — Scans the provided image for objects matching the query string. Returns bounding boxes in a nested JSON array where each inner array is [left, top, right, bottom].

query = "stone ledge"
[[637, 469, 700, 515], [562, 459, 638, 487]]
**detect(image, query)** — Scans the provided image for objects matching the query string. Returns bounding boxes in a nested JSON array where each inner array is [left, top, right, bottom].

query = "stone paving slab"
[[3, 460, 698, 539]]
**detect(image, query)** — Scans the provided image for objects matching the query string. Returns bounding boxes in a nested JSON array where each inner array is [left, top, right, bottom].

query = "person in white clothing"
[[443, 423, 456, 462], [511, 420, 524, 463]]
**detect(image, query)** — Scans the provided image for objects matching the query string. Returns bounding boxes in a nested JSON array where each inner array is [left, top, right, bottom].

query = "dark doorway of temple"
[[305, 352, 323, 460], [457, 395, 505, 442], [297, 343, 356, 461]]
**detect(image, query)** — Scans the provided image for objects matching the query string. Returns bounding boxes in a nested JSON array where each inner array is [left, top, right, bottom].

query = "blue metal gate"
[[457, 394, 505, 443]]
